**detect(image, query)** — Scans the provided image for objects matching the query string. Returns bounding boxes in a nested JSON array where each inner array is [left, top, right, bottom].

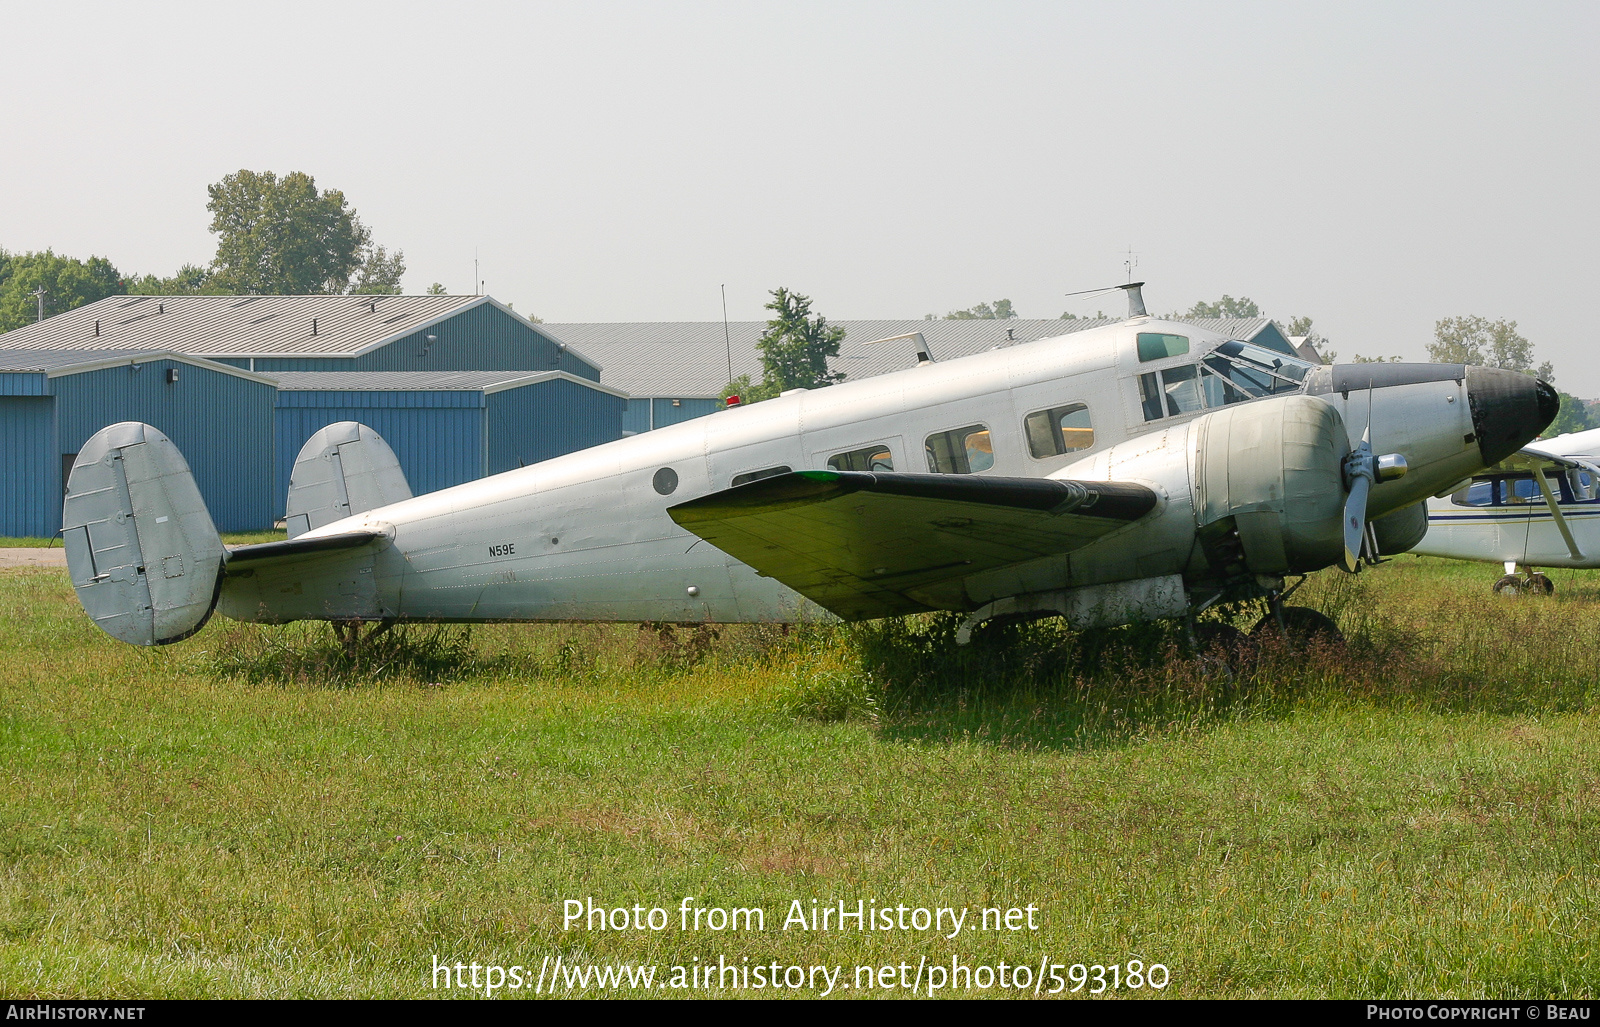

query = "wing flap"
[[668, 471, 1159, 619]]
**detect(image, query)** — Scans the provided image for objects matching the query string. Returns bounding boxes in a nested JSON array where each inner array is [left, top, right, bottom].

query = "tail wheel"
[[1525, 572, 1555, 596], [1250, 606, 1344, 648], [1492, 574, 1524, 595]]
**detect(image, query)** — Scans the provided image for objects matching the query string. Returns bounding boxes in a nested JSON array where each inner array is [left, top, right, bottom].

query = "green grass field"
[[1, 557, 1597, 999]]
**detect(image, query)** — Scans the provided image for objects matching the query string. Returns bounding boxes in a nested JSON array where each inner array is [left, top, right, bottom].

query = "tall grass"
[[2, 558, 1598, 998]]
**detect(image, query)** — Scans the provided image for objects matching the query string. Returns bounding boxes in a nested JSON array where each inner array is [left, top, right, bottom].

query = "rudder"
[[62, 422, 226, 645], [285, 422, 413, 538]]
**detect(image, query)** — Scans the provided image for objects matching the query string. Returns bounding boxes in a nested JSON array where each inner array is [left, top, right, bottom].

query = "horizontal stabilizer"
[[668, 470, 1159, 620], [285, 422, 412, 538], [227, 530, 386, 568], [62, 422, 226, 645]]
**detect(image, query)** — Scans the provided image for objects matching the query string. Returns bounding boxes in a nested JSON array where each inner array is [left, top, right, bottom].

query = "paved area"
[[0, 548, 67, 568]]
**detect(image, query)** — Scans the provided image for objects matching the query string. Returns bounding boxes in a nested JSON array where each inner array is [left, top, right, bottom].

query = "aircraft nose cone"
[[1466, 366, 1559, 465]]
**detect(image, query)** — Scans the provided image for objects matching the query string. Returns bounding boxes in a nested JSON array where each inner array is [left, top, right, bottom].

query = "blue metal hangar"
[[0, 349, 276, 537], [0, 295, 621, 536]]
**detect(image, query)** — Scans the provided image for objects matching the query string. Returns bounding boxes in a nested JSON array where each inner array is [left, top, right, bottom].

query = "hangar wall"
[[0, 395, 56, 538], [486, 378, 627, 473], [49, 359, 277, 533], [275, 391, 485, 516]]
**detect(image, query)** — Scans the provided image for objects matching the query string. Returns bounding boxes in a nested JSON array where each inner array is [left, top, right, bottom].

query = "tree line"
[[0, 170, 410, 333]]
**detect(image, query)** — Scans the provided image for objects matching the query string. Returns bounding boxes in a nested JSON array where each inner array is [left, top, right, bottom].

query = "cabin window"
[[1138, 365, 1205, 420], [1451, 473, 1585, 508], [925, 425, 994, 474], [1024, 404, 1094, 459], [827, 445, 894, 472], [731, 465, 791, 487], [1137, 333, 1190, 361], [1452, 479, 1499, 507]]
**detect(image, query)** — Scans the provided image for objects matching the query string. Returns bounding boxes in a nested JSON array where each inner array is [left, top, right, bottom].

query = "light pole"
[[32, 286, 45, 323]]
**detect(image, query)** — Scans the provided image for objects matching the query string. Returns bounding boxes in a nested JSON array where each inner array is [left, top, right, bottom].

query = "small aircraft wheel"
[[1525, 572, 1555, 596], [1492, 574, 1524, 596], [1250, 606, 1344, 648]]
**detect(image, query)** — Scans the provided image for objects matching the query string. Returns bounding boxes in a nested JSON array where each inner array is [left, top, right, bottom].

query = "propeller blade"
[[1341, 473, 1370, 573]]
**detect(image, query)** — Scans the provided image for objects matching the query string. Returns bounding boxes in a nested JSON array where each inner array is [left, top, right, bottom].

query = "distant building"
[[0, 295, 623, 536], [541, 316, 1299, 432], [0, 349, 276, 536]]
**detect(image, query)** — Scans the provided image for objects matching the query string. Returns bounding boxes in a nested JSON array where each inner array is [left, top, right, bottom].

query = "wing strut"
[[1531, 466, 1583, 560]]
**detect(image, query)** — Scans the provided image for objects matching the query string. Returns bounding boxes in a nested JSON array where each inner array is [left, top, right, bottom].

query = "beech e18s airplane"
[[61, 284, 1558, 648], [1412, 426, 1600, 595]]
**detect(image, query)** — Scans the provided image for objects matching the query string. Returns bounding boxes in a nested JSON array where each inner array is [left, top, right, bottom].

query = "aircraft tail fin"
[[285, 421, 413, 538], [62, 422, 226, 646]]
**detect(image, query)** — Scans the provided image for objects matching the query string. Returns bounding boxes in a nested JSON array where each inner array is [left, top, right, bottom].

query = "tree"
[[348, 245, 406, 295], [1282, 314, 1337, 363], [1427, 316, 1553, 381], [1544, 392, 1598, 438], [426, 282, 447, 295], [1187, 295, 1261, 319], [205, 169, 403, 294], [944, 299, 1017, 320], [0, 249, 126, 332], [123, 263, 221, 296], [725, 288, 846, 403]]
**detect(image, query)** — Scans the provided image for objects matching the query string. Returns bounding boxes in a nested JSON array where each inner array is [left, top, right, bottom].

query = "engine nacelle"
[[1187, 395, 1351, 578]]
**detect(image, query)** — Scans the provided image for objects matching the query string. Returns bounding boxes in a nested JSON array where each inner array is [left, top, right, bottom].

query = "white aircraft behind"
[[59, 285, 1557, 647], [1413, 426, 1600, 594]]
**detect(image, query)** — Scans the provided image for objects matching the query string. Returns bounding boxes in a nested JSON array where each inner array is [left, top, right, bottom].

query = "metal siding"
[[623, 399, 651, 434], [484, 378, 626, 474], [50, 360, 276, 533], [274, 393, 486, 515], [1, 372, 50, 396], [651, 397, 721, 429], [253, 305, 601, 380], [0, 396, 57, 537]]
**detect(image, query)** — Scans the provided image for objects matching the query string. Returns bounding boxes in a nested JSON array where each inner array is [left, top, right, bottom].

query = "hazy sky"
[[5, 2, 1597, 389]]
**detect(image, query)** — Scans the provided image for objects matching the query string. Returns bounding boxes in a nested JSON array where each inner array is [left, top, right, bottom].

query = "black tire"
[[1191, 621, 1254, 676], [1250, 606, 1344, 648], [1493, 574, 1524, 596], [1525, 572, 1555, 596]]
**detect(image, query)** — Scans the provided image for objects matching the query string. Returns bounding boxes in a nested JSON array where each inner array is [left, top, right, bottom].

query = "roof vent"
[[94, 321, 100, 337], [1006, 328, 1015, 341], [158, 303, 165, 314], [311, 318, 318, 336]]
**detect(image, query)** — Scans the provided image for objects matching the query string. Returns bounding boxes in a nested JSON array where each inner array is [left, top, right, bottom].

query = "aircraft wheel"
[[1190, 622, 1254, 676], [1492, 574, 1524, 596], [1250, 606, 1344, 648], [1525, 572, 1555, 596]]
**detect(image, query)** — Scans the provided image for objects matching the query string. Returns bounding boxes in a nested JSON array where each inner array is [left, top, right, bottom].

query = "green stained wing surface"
[[668, 471, 1160, 620]]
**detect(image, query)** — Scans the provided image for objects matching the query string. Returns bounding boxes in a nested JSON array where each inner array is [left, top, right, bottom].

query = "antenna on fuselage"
[[1064, 282, 1149, 319], [865, 331, 935, 364]]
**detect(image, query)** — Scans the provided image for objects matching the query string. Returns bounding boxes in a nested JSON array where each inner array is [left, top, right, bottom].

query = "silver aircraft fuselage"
[[214, 316, 1554, 627]]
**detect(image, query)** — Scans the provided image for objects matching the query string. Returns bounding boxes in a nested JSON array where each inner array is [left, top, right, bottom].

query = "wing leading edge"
[[668, 470, 1160, 620]]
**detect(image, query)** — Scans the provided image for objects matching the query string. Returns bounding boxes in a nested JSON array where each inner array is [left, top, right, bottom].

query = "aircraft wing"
[[667, 470, 1159, 620]]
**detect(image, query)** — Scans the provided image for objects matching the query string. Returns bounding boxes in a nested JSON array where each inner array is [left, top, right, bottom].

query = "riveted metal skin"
[[62, 422, 225, 645]]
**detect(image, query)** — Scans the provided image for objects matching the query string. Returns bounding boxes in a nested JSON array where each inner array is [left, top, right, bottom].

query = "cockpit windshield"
[[1202, 340, 1313, 399]]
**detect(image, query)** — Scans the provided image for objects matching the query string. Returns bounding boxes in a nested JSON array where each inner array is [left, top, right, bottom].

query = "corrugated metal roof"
[[0, 348, 167, 372], [0, 294, 499, 358], [540, 317, 1278, 396], [0, 347, 277, 383], [272, 369, 628, 398]]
